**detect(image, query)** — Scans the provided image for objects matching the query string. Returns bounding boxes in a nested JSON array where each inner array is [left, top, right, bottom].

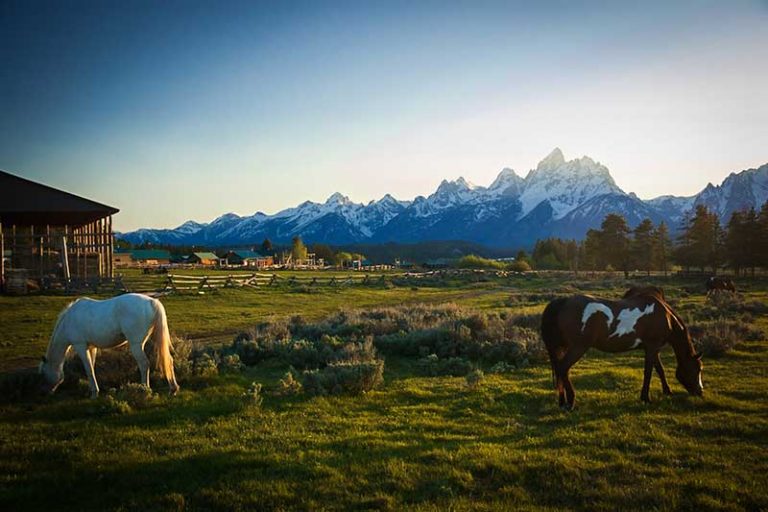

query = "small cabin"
[[112, 249, 135, 268], [130, 249, 171, 266], [189, 252, 220, 266], [0, 169, 119, 292], [226, 250, 273, 268]]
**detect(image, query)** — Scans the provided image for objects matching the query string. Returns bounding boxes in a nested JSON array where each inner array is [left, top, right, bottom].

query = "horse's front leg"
[[653, 353, 672, 396], [73, 345, 99, 399], [641, 349, 656, 403]]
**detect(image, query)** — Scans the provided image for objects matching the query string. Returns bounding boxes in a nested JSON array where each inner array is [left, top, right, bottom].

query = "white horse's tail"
[[151, 299, 179, 393]]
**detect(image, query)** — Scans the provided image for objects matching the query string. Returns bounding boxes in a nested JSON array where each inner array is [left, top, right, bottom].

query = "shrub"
[[302, 359, 385, 396], [275, 370, 303, 396], [98, 395, 133, 415], [465, 368, 484, 390], [508, 313, 540, 331], [219, 354, 244, 373], [243, 382, 264, 406], [192, 353, 219, 378], [456, 254, 505, 270], [508, 260, 531, 272], [690, 318, 764, 357], [113, 383, 156, 409], [489, 361, 516, 374], [416, 355, 473, 377], [172, 336, 194, 377]]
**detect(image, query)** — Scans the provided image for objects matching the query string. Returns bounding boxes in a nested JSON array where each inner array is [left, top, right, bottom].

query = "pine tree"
[[652, 222, 672, 276], [760, 201, 768, 269], [600, 214, 631, 277], [675, 205, 722, 272], [582, 229, 603, 271], [632, 218, 655, 275]]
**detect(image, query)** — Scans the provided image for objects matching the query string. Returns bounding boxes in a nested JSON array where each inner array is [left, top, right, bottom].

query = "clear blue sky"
[[1, 0, 766, 231]]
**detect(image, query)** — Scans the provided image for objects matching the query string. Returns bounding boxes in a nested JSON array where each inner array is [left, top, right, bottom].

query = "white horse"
[[40, 293, 179, 398]]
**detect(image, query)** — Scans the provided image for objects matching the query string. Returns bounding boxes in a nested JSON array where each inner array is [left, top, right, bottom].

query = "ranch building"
[[225, 250, 273, 268], [113, 248, 171, 268], [112, 249, 134, 268], [0, 169, 119, 292], [189, 252, 221, 266]]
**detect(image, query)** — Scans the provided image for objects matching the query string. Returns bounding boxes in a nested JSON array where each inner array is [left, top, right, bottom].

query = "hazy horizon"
[[2, 0, 767, 231]]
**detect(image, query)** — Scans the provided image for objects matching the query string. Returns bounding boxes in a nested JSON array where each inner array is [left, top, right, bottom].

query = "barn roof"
[[0, 170, 119, 227], [192, 252, 219, 260], [229, 250, 265, 260], [129, 249, 171, 260]]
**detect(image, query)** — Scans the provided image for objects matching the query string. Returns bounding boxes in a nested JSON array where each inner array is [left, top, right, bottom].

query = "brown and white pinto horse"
[[541, 286, 703, 410]]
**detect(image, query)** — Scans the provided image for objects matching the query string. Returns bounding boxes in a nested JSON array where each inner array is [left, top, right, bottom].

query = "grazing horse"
[[39, 293, 179, 398], [706, 276, 736, 297], [541, 288, 702, 410]]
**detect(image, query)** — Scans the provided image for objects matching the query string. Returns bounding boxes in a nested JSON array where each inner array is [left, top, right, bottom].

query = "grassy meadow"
[[1, 272, 767, 511]]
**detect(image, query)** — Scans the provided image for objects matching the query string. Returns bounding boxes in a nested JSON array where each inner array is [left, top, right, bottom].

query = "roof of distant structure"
[[0, 169, 119, 226]]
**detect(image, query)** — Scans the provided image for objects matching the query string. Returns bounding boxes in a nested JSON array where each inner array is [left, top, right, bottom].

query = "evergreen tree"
[[632, 218, 655, 275], [675, 205, 722, 272], [582, 229, 603, 271], [652, 222, 672, 276], [600, 214, 631, 277], [760, 201, 768, 269], [725, 211, 749, 276], [260, 238, 273, 255], [742, 208, 761, 275]]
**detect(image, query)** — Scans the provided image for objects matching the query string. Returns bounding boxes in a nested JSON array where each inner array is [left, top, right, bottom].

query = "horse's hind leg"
[[73, 344, 99, 399], [653, 353, 672, 396], [129, 341, 150, 388], [558, 347, 587, 411], [641, 349, 659, 403]]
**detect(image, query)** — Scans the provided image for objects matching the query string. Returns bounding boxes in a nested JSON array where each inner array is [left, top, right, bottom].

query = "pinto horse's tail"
[[541, 297, 569, 387], [151, 298, 179, 394]]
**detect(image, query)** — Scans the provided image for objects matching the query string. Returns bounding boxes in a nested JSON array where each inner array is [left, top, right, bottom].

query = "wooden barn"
[[0, 170, 119, 292]]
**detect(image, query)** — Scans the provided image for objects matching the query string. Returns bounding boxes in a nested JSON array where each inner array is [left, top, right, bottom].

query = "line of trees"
[[529, 201, 768, 276]]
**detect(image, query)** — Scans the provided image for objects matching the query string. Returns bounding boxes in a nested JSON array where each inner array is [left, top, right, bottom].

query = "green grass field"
[[1, 273, 767, 511]]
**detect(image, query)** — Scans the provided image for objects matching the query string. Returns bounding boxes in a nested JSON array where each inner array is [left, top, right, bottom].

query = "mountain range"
[[119, 149, 768, 249]]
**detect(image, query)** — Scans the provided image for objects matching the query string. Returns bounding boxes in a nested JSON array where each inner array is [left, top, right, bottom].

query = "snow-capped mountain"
[[518, 148, 623, 220], [692, 163, 768, 221], [119, 151, 768, 248]]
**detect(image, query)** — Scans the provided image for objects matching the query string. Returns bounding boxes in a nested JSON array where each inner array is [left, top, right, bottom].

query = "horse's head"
[[676, 352, 703, 396], [38, 355, 63, 394]]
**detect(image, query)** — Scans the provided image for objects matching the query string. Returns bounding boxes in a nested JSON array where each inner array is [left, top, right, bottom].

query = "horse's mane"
[[46, 299, 80, 358], [622, 286, 665, 302]]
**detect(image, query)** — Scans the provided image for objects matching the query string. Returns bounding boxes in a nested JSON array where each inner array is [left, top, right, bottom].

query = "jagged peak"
[[212, 212, 241, 222], [538, 147, 566, 168], [325, 192, 351, 205], [489, 167, 522, 189]]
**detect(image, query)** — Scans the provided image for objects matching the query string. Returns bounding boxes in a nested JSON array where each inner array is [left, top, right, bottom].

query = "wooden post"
[[0, 221, 4, 292], [107, 216, 113, 279], [61, 233, 70, 282]]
